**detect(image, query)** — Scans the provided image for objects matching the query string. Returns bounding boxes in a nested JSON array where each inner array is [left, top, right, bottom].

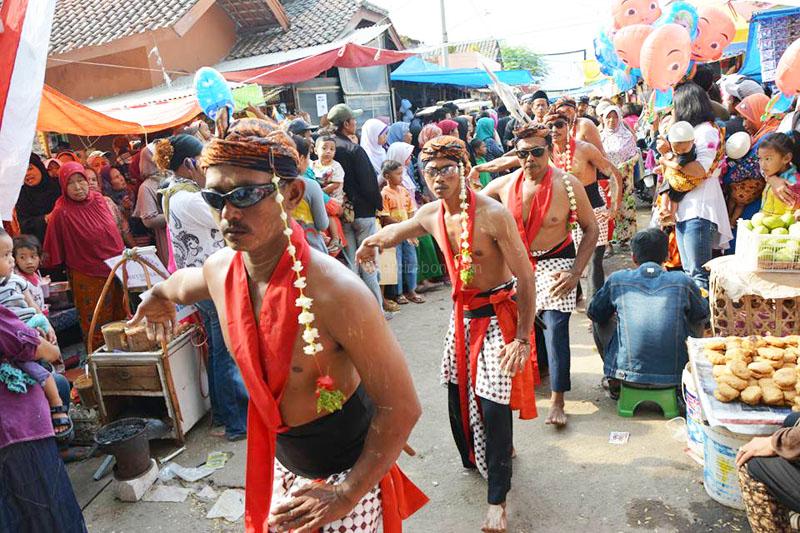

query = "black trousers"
[[747, 412, 800, 512], [447, 383, 512, 505]]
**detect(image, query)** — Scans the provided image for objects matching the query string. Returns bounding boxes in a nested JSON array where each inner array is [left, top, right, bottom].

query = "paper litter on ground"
[[195, 485, 218, 502], [142, 485, 193, 503], [160, 462, 216, 483], [207, 489, 245, 522], [205, 451, 231, 470], [609, 431, 630, 445]]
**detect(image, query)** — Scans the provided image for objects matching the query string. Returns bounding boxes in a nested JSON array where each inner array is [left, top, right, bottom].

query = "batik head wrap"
[[420, 135, 472, 174], [201, 118, 300, 177], [554, 96, 577, 111], [512, 123, 552, 146]]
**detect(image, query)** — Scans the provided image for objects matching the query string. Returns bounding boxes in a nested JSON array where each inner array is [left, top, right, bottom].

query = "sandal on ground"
[[395, 295, 410, 305], [406, 293, 426, 304], [383, 299, 401, 313], [51, 405, 74, 442]]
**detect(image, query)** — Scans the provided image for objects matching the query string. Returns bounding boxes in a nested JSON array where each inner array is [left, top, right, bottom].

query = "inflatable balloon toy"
[[612, 69, 640, 92], [767, 38, 800, 115], [594, 29, 623, 77], [611, 0, 662, 30], [640, 23, 692, 110], [613, 24, 654, 70], [194, 67, 234, 123], [656, 1, 699, 40], [691, 6, 736, 62]]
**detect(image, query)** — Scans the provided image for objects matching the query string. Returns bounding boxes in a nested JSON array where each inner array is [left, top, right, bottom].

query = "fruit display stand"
[[736, 216, 800, 271], [709, 256, 800, 337]]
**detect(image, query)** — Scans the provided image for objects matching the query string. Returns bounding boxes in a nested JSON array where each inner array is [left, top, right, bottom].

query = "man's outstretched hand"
[[127, 287, 177, 343], [269, 482, 355, 532], [355, 242, 379, 274]]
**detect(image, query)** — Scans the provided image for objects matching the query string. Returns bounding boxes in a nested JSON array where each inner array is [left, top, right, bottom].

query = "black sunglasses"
[[548, 120, 568, 129], [516, 147, 547, 159], [201, 183, 280, 211]]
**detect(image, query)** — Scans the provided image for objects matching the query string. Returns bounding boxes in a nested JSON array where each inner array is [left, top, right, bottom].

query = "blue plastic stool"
[[617, 383, 680, 419]]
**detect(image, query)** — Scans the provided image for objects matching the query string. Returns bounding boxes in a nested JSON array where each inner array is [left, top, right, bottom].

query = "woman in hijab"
[[474, 116, 504, 159], [600, 105, 640, 246], [44, 158, 61, 179], [399, 99, 414, 122], [387, 121, 412, 145], [43, 162, 126, 350], [416, 124, 443, 192], [438, 119, 459, 137], [15, 154, 62, 244], [736, 93, 776, 142], [360, 118, 389, 175]]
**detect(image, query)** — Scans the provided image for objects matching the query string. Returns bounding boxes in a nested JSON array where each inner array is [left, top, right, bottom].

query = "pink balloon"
[[691, 6, 736, 61], [611, 0, 662, 30], [776, 38, 800, 97], [640, 24, 692, 91], [613, 24, 654, 69]]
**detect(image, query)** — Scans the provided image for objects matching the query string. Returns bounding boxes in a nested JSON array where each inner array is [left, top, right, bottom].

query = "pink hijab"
[[418, 124, 443, 149]]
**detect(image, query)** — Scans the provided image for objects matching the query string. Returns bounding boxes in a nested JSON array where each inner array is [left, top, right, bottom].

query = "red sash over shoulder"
[[436, 190, 537, 463], [224, 222, 427, 533]]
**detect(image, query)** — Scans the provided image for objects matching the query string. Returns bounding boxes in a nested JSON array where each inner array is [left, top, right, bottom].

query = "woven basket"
[[711, 274, 800, 337]]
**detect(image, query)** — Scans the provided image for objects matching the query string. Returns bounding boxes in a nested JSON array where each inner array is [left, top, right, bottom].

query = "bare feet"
[[481, 504, 507, 533], [545, 392, 567, 427]]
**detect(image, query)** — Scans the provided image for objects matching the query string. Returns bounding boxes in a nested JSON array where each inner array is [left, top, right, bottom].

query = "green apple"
[[776, 249, 795, 262], [772, 227, 790, 235], [790, 223, 800, 238], [764, 215, 785, 230], [752, 212, 766, 227], [754, 225, 770, 235], [781, 212, 795, 228], [744, 220, 755, 231]]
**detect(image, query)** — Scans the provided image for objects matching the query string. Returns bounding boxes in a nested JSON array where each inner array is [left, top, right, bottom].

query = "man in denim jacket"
[[588, 229, 709, 394]]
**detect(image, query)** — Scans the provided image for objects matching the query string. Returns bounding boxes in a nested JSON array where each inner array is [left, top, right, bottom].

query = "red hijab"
[[43, 162, 124, 277]]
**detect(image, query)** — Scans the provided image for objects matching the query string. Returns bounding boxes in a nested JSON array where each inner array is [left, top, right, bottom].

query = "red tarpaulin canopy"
[[223, 42, 415, 85]]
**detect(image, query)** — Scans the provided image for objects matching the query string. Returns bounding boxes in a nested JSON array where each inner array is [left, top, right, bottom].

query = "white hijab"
[[386, 142, 417, 206], [360, 118, 388, 175]]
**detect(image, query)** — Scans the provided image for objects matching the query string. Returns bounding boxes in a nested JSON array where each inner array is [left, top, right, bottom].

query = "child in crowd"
[[758, 132, 800, 216], [658, 121, 701, 208], [379, 160, 424, 305], [470, 138, 492, 189], [0, 229, 71, 440], [13, 234, 48, 313], [312, 136, 346, 253]]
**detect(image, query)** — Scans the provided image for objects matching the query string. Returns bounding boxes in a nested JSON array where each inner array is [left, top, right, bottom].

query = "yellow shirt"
[[379, 186, 414, 222]]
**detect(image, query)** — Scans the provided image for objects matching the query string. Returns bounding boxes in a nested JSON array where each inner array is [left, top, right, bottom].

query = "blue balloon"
[[656, 1, 699, 40], [654, 88, 674, 111], [770, 92, 795, 114], [613, 69, 640, 92], [594, 30, 622, 76], [194, 67, 233, 120]]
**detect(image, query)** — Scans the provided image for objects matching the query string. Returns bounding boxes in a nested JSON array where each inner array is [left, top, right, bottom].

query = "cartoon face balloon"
[[640, 24, 692, 91], [611, 0, 662, 30], [776, 38, 800, 97], [691, 6, 736, 62], [613, 24, 654, 69]]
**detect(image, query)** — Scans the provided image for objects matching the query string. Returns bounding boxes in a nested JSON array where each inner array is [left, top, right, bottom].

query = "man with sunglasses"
[[129, 119, 426, 533], [481, 124, 599, 428], [553, 96, 606, 156], [357, 136, 536, 533]]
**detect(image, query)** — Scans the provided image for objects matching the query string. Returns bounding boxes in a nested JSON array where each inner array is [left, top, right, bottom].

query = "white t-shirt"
[[675, 121, 733, 250], [166, 189, 224, 269], [310, 160, 345, 203]]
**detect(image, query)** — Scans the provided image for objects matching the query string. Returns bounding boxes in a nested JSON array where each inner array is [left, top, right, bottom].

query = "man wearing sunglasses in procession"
[[481, 123, 600, 428], [357, 136, 537, 533], [129, 118, 427, 533]]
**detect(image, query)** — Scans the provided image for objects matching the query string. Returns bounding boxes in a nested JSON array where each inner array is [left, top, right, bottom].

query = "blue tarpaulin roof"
[[390, 56, 534, 87], [739, 6, 800, 83]]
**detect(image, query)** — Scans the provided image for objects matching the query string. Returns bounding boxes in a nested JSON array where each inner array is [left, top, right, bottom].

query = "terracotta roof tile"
[[48, 0, 200, 56], [227, 0, 370, 60]]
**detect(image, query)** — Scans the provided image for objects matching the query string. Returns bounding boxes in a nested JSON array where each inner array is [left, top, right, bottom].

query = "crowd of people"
[[4, 61, 800, 532]]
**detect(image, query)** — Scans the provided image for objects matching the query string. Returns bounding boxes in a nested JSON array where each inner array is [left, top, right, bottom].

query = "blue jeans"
[[535, 310, 572, 393], [395, 241, 418, 295], [342, 217, 382, 305], [195, 300, 248, 438], [675, 218, 716, 292]]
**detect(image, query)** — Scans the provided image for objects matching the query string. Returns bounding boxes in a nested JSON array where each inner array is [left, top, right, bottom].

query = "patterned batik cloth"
[[530, 253, 577, 313], [270, 461, 383, 533], [572, 206, 610, 247], [69, 269, 126, 351], [441, 315, 511, 479], [739, 464, 791, 533], [612, 160, 638, 244]]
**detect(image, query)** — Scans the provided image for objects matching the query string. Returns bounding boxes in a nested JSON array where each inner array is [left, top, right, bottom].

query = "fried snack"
[[759, 378, 777, 389], [766, 358, 786, 370], [706, 340, 727, 351], [714, 383, 740, 402], [740, 386, 763, 405], [757, 347, 786, 361], [750, 378, 760, 388], [785, 389, 797, 404], [726, 348, 750, 362], [784, 335, 800, 346], [785, 363, 797, 370], [705, 350, 727, 365], [764, 336, 788, 348], [774, 368, 797, 390], [718, 373, 748, 391], [740, 338, 758, 355], [750, 361, 776, 378], [762, 386, 785, 406], [727, 360, 751, 380], [784, 347, 800, 364], [712, 365, 728, 378]]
